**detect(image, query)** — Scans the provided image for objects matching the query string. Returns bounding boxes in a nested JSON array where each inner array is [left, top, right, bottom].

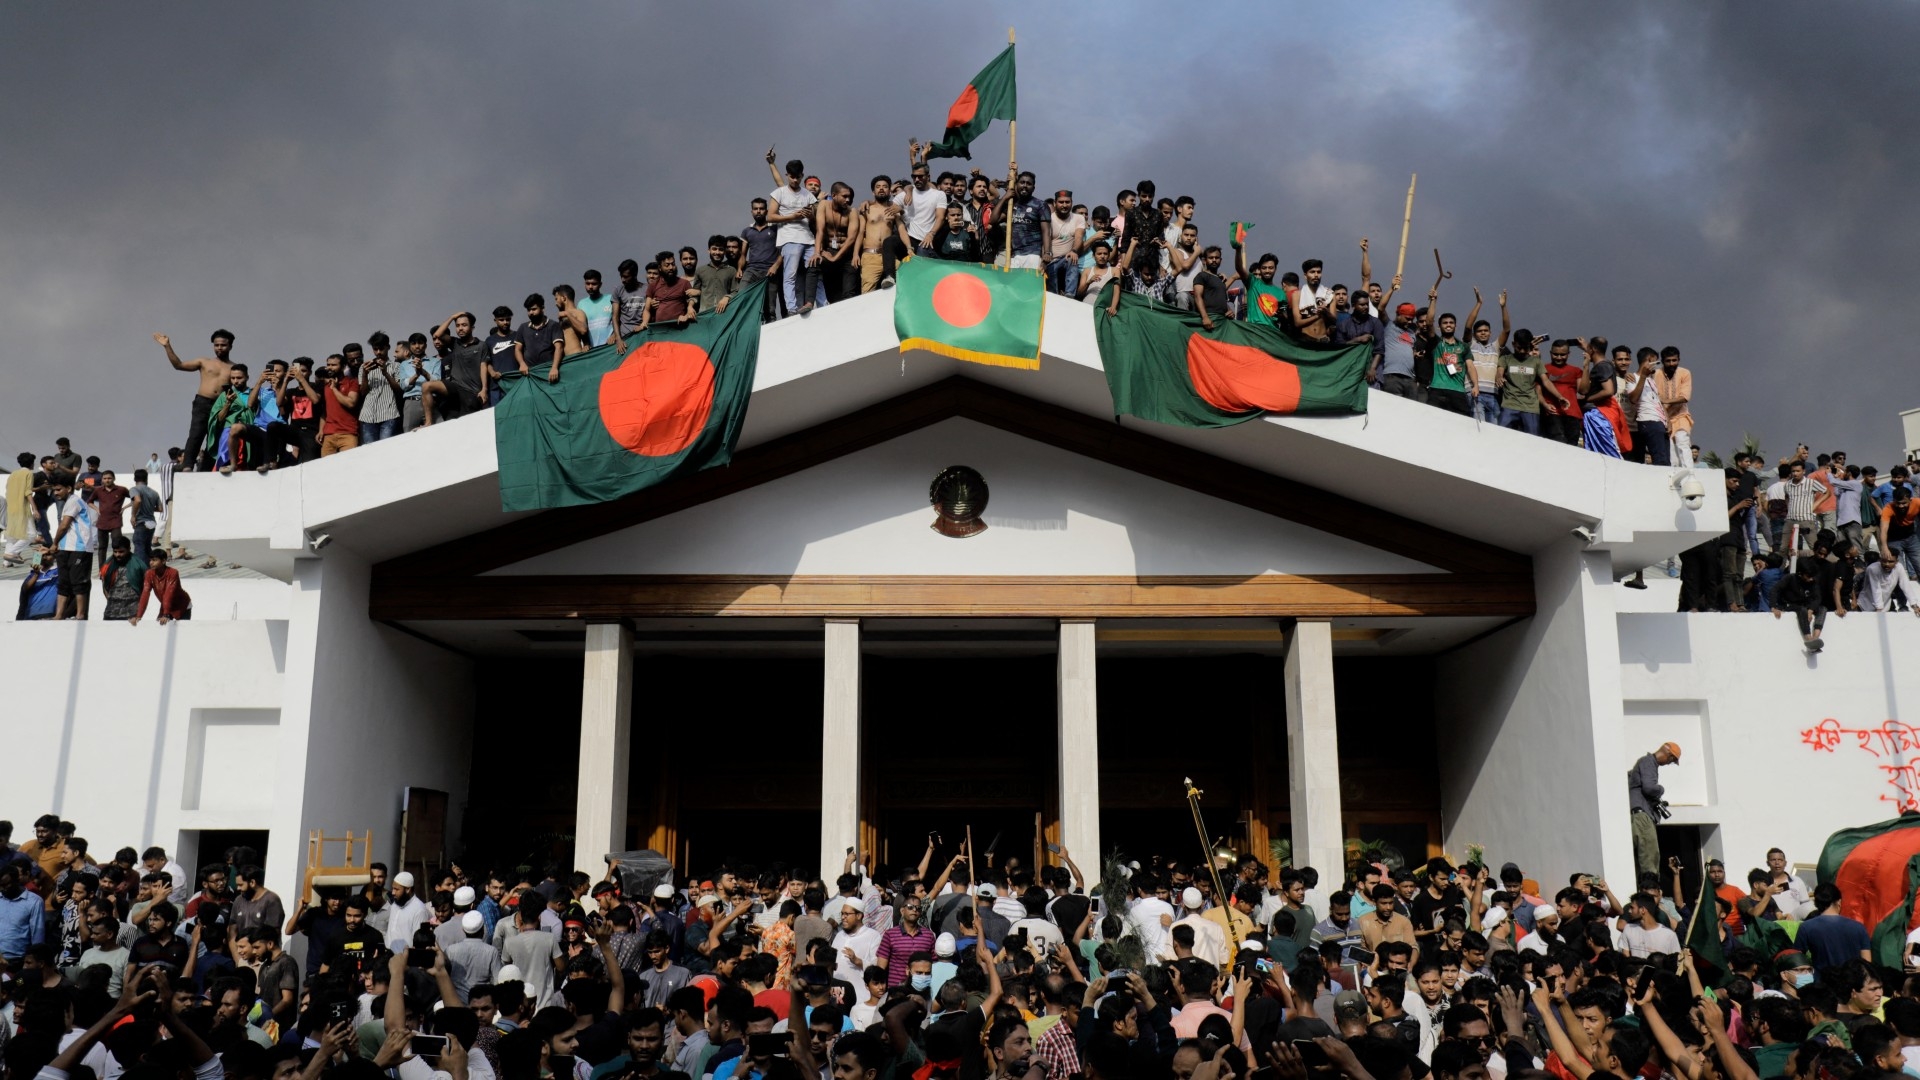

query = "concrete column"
[[1285, 620, 1342, 901], [1057, 619, 1102, 868], [574, 621, 633, 877], [820, 619, 862, 874]]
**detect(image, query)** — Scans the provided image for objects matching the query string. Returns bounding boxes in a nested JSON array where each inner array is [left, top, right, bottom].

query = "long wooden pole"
[[1394, 173, 1417, 282], [1002, 27, 1016, 272], [1183, 777, 1240, 949]]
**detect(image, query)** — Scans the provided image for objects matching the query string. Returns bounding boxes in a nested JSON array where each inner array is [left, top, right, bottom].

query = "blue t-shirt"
[[1379, 321, 1418, 379], [1752, 567, 1784, 612], [577, 295, 614, 347], [1794, 914, 1870, 969]]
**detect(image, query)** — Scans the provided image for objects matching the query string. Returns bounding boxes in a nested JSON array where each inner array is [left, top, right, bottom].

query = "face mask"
[[910, 974, 932, 991], [1794, 971, 1816, 989]]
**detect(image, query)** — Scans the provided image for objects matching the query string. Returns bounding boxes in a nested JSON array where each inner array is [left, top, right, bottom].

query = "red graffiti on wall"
[[1802, 719, 1920, 811]]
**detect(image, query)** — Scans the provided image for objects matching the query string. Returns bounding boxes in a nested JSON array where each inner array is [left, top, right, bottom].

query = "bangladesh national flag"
[[924, 45, 1017, 161], [494, 279, 768, 511], [1094, 286, 1370, 428], [1683, 868, 1732, 986], [1818, 811, 1920, 965], [893, 256, 1045, 370]]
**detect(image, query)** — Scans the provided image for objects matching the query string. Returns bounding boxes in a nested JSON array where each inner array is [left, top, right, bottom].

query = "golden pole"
[[1002, 27, 1016, 273], [1394, 174, 1417, 282], [1183, 777, 1240, 949]]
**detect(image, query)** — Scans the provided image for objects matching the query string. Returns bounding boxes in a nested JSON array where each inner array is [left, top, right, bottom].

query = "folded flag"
[[894, 256, 1045, 370], [1095, 287, 1369, 428], [494, 280, 768, 511], [924, 45, 1017, 161], [1228, 221, 1255, 249]]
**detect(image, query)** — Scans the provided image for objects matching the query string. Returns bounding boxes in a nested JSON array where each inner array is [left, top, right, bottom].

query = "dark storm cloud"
[[2, 1, 1914, 472]]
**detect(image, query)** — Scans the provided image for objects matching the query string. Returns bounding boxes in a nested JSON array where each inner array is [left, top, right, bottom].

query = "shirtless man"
[[808, 182, 856, 303], [154, 330, 235, 472], [554, 284, 597, 359], [849, 176, 907, 294]]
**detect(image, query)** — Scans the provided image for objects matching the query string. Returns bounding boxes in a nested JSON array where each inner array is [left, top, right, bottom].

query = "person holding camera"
[[1626, 743, 1679, 877]]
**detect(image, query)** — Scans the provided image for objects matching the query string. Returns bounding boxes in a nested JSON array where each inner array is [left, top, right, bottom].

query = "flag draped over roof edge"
[[893, 257, 1044, 371]]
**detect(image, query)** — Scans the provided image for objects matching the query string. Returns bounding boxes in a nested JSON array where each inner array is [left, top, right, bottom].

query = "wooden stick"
[[1003, 27, 1016, 272], [966, 824, 975, 882], [1394, 173, 1417, 282]]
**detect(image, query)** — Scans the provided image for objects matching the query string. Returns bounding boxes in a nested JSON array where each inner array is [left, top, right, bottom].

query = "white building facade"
[[6, 292, 1916, 910]]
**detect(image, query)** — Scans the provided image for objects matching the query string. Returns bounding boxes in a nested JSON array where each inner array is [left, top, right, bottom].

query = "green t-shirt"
[[1430, 339, 1469, 391], [1246, 278, 1286, 325], [1498, 352, 1542, 413]]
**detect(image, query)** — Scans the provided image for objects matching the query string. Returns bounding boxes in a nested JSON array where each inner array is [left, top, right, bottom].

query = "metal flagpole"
[[1002, 27, 1016, 272]]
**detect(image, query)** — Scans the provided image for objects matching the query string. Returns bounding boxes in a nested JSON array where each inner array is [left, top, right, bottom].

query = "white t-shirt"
[[1011, 916, 1064, 954], [832, 925, 882, 985], [895, 185, 946, 243], [1080, 266, 1117, 303], [771, 184, 818, 246], [1128, 896, 1176, 960], [1617, 922, 1681, 958]]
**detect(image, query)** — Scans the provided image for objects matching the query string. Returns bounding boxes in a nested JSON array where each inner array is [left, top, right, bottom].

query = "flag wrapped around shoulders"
[[894, 256, 1045, 370], [924, 46, 1017, 161], [1094, 284, 1370, 428], [493, 280, 768, 511]]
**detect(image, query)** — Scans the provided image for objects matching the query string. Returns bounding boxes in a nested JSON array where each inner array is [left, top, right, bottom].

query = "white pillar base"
[[1057, 619, 1101, 872], [574, 622, 633, 877], [820, 619, 862, 874], [1285, 619, 1342, 912]]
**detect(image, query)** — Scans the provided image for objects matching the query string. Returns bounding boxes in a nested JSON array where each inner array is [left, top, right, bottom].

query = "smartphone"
[[1045, 842, 1062, 855], [1255, 958, 1275, 974], [325, 998, 357, 1027], [410, 1034, 448, 1061], [1293, 1039, 1331, 1068], [1348, 948, 1375, 967], [749, 1033, 788, 1058]]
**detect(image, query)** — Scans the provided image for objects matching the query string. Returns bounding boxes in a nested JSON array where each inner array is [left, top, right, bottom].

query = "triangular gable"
[[369, 378, 1534, 621]]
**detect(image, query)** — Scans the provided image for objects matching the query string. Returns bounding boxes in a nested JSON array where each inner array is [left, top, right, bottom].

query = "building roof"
[[172, 291, 1724, 581]]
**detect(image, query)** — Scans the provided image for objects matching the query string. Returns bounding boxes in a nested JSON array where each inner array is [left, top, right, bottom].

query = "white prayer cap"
[[453, 886, 476, 907], [393, 871, 416, 888], [935, 932, 957, 957], [461, 911, 485, 933], [1533, 904, 1557, 921], [1181, 887, 1204, 910]]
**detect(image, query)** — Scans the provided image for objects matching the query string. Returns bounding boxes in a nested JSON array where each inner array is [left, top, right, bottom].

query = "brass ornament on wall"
[[929, 465, 989, 538]]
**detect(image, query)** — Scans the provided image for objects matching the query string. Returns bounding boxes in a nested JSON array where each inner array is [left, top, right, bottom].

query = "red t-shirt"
[[753, 987, 790, 1021], [321, 378, 361, 436], [1542, 362, 1583, 416]]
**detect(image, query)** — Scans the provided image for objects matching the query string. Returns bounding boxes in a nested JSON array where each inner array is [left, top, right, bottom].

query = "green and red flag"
[[493, 279, 768, 511], [1094, 287, 1369, 428], [924, 45, 1017, 161], [1228, 221, 1255, 249], [1818, 810, 1920, 964], [1683, 866, 1732, 987], [893, 256, 1045, 370]]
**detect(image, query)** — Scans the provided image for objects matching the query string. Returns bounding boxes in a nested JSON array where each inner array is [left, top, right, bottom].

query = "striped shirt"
[[875, 922, 934, 985]]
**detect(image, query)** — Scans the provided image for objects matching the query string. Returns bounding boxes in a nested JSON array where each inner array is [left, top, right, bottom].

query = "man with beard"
[[385, 870, 431, 952], [641, 252, 694, 330], [229, 864, 286, 940], [994, 170, 1049, 271], [322, 894, 386, 975], [1292, 258, 1334, 341], [432, 311, 488, 422], [154, 329, 236, 471], [1192, 245, 1237, 331], [694, 236, 739, 316], [807, 182, 857, 303]]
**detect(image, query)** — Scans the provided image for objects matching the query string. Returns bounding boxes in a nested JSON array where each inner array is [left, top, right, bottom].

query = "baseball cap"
[[453, 886, 476, 907], [461, 911, 484, 933], [977, 884, 998, 899], [1333, 990, 1368, 1021], [393, 871, 415, 888]]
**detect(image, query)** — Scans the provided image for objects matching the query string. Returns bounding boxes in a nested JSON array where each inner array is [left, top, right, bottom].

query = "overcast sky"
[[4, 2, 1917, 472]]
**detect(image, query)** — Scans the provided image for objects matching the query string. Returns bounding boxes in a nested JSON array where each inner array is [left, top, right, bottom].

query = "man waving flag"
[[924, 45, 1017, 161]]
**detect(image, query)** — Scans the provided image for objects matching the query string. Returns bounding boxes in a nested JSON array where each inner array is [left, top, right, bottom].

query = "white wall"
[[1618, 611, 1920, 872], [1435, 540, 1635, 886], [267, 546, 475, 914], [0, 618, 285, 867], [493, 418, 1439, 577]]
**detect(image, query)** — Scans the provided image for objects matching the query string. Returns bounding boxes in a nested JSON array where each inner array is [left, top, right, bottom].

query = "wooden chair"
[[303, 829, 373, 907]]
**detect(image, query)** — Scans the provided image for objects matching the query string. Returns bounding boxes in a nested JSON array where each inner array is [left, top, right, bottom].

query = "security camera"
[[308, 531, 332, 552], [1570, 525, 1597, 544], [1674, 472, 1706, 511]]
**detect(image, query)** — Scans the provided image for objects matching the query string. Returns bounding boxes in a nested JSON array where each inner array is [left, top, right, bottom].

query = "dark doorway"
[[679, 809, 818, 875], [183, 829, 270, 880], [1658, 823, 1706, 900], [876, 808, 1045, 879]]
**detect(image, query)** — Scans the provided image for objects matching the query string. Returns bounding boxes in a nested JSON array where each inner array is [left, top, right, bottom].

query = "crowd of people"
[[6, 145, 1920, 632], [2, 814, 1907, 1080], [114, 142, 1721, 476]]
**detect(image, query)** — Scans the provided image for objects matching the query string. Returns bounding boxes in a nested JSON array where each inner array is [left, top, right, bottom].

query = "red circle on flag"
[[946, 86, 980, 129], [597, 341, 715, 457], [1186, 335, 1302, 414], [932, 272, 993, 328]]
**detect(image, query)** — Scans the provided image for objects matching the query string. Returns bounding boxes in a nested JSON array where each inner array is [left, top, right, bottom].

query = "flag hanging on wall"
[[1093, 286, 1369, 428], [893, 257, 1045, 370], [493, 280, 768, 511]]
